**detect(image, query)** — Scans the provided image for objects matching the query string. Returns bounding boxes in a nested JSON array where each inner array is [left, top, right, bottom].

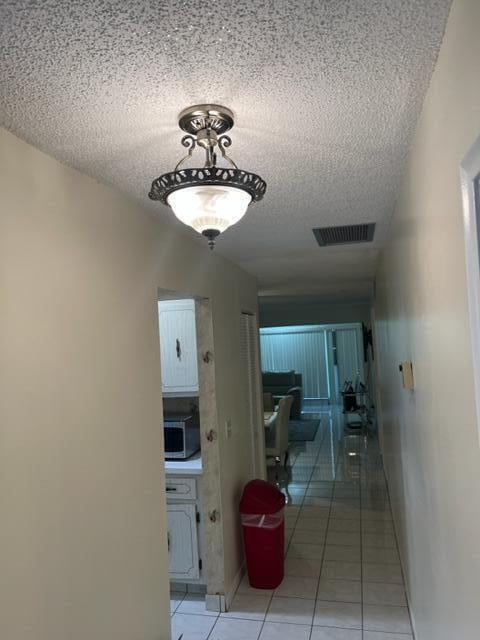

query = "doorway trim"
[[241, 311, 267, 479], [460, 133, 480, 445]]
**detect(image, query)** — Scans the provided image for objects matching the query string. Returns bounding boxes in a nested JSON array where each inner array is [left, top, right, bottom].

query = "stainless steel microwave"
[[164, 413, 200, 460]]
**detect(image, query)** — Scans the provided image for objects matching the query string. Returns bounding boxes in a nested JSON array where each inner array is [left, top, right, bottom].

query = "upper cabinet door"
[[158, 299, 199, 395]]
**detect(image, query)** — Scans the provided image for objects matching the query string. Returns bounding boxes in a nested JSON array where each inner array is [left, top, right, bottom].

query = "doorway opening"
[[461, 133, 480, 445], [157, 289, 225, 622], [259, 322, 366, 412]]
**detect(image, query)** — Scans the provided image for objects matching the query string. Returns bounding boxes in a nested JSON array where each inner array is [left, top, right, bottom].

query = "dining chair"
[[265, 394, 294, 468], [263, 392, 275, 412]]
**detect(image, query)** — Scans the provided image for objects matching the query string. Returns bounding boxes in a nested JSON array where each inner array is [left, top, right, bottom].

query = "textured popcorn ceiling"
[[0, 0, 451, 301]]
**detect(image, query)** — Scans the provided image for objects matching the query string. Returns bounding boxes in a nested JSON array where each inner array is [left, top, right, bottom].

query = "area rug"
[[288, 418, 320, 442]]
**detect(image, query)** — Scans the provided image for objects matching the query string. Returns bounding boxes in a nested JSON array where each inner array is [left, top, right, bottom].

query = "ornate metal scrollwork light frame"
[[148, 104, 266, 248]]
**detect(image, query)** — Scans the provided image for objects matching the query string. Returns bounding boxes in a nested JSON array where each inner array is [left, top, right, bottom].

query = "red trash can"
[[240, 479, 285, 589]]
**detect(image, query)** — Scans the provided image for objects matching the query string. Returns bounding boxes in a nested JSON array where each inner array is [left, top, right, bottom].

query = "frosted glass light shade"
[[167, 185, 251, 234]]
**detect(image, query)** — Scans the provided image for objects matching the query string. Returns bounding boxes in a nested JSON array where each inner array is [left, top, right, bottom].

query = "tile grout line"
[[170, 589, 187, 618], [284, 415, 328, 556], [317, 421, 364, 633], [309, 422, 340, 638], [381, 459, 416, 638], [285, 416, 328, 540], [252, 415, 328, 640], [277, 415, 327, 639]]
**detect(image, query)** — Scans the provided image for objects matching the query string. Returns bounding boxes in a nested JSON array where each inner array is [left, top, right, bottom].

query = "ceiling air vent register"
[[312, 223, 376, 246]]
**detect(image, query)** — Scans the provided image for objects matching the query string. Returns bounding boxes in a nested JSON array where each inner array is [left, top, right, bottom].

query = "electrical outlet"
[[225, 418, 233, 439]]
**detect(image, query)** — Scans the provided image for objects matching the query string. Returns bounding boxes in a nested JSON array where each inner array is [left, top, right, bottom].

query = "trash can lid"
[[240, 479, 285, 515]]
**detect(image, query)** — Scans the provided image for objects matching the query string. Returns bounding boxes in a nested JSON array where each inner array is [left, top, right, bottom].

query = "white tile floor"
[[170, 408, 413, 640]]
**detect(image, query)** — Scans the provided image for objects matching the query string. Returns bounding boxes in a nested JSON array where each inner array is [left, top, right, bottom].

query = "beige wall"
[[0, 128, 258, 639], [374, 1, 480, 638]]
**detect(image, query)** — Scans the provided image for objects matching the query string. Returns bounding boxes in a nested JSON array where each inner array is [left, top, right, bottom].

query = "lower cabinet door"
[[167, 503, 200, 580]]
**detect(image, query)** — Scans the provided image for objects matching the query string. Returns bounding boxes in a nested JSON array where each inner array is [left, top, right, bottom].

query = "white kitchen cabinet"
[[166, 473, 205, 585], [165, 476, 197, 500], [167, 503, 200, 581], [158, 299, 199, 396]]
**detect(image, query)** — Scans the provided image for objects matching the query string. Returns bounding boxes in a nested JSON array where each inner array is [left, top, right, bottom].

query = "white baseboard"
[[204, 563, 246, 613], [205, 593, 222, 612]]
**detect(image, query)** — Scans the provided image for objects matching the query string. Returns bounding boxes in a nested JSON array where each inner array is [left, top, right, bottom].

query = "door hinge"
[[196, 511, 200, 524], [199, 558, 202, 571], [205, 429, 217, 442], [208, 509, 219, 523]]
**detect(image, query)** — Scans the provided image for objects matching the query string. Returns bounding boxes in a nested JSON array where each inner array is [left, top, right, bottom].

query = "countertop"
[[165, 451, 203, 476]]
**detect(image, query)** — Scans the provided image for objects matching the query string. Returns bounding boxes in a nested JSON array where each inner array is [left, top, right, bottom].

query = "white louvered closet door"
[[240, 313, 263, 478]]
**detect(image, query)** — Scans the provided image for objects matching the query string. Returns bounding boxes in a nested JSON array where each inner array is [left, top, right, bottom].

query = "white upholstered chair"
[[265, 394, 294, 468], [263, 392, 275, 412]]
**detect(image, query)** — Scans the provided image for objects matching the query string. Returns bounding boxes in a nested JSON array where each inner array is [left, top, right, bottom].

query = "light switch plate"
[[400, 361, 414, 390]]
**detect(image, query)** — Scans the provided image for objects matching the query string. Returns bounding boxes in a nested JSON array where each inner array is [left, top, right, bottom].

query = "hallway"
[[171, 410, 412, 639]]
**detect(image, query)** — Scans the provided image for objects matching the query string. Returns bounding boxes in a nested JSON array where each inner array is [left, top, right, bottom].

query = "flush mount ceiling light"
[[149, 104, 266, 249]]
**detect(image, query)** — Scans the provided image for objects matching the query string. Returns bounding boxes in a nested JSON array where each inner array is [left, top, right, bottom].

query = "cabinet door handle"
[[176, 339, 181, 360], [167, 531, 171, 553], [166, 486, 177, 492]]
